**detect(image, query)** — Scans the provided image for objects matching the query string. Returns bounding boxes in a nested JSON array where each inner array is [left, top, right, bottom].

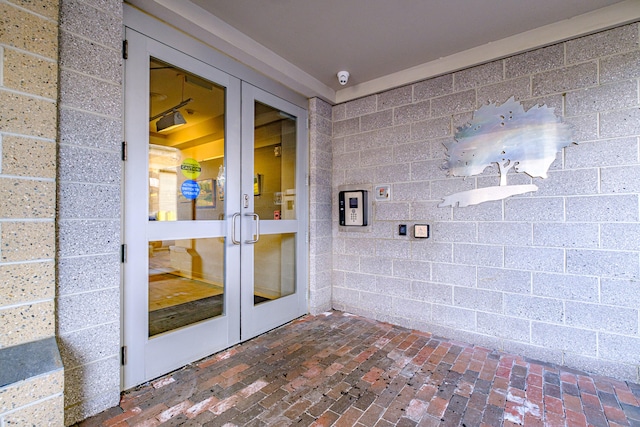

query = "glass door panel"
[[240, 83, 308, 340], [148, 57, 226, 223], [253, 102, 296, 221], [124, 30, 241, 388], [254, 233, 296, 305], [252, 101, 298, 305], [148, 237, 225, 336], [147, 58, 227, 337]]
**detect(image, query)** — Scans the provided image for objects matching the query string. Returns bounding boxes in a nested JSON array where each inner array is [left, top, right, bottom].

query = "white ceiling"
[[129, 0, 640, 103]]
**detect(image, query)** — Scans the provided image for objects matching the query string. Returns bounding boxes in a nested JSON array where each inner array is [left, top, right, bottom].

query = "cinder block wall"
[[309, 98, 333, 314], [0, 0, 64, 425], [331, 22, 640, 382], [56, 0, 123, 424]]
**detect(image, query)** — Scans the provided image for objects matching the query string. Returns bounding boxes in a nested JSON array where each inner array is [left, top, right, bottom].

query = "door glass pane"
[[147, 57, 228, 337], [149, 58, 226, 222], [254, 233, 295, 305], [148, 238, 225, 336], [254, 102, 296, 221]]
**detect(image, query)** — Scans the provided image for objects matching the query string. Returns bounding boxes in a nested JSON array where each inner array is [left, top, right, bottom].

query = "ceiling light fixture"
[[149, 98, 193, 132], [156, 110, 187, 132]]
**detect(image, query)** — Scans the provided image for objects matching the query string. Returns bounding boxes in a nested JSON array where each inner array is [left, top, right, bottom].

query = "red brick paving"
[[75, 311, 640, 426]]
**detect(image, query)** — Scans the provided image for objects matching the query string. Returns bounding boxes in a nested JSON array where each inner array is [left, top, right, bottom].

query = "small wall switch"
[[414, 224, 430, 238], [399, 224, 407, 236]]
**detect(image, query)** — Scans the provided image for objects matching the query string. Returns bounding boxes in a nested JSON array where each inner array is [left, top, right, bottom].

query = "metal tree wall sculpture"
[[439, 97, 574, 207]]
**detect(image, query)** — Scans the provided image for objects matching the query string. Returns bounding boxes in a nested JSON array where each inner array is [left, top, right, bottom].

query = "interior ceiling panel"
[[190, 0, 624, 90]]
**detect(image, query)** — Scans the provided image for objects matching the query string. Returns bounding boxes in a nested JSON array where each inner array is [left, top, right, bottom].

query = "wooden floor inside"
[[148, 272, 223, 312]]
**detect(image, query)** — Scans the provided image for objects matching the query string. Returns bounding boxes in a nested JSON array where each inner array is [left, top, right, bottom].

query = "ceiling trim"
[[127, 0, 335, 102], [335, 0, 640, 103], [128, 0, 640, 105]]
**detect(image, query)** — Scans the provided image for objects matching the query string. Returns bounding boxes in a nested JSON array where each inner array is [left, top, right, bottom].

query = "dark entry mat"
[[149, 295, 271, 336], [149, 295, 223, 336]]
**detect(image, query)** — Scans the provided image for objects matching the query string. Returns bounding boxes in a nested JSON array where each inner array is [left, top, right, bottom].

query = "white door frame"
[[122, 8, 309, 390], [122, 29, 242, 388]]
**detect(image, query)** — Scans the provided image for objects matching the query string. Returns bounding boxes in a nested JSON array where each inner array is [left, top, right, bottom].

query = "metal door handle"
[[245, 212, 260, 244], [231, 213, 241, 245]]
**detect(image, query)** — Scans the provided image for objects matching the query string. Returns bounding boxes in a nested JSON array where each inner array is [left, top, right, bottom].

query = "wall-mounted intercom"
[[339, 190, 368, 226]]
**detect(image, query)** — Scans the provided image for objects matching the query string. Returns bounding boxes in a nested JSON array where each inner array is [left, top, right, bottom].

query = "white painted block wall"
[[330, 23, 640, 382]]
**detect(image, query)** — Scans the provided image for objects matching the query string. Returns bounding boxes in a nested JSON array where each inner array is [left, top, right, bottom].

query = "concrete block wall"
[[56, 0, 123, 424], [331, 22, 640, 382], [308, 98, 333, 314], [0, 0, 64, 424]]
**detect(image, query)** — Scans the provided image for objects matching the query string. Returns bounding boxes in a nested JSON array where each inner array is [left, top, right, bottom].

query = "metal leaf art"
[[439, 97, 574, 207]]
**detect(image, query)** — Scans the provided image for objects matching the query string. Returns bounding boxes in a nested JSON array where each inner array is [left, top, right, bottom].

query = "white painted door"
[[239, 83, 308, 340], [123, 30, 308, 389]]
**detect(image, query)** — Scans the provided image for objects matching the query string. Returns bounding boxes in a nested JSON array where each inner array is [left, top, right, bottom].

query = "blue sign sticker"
[[181, 180, 200, 200]]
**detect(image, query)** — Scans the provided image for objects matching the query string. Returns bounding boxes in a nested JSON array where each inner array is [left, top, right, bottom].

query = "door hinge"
[[305, 231, 309, 243], [121, 244, 127, 263], [121, 141, 127, 161], [122, 40, 128, 60], [121, 346, 127, 365], [306, 174, 310, 186]]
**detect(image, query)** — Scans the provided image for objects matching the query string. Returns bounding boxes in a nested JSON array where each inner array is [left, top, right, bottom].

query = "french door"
[[123, 30, 308, 389]]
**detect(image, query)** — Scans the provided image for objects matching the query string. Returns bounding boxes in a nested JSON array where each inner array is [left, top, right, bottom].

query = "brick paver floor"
[[76, 311, 640, 426]]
